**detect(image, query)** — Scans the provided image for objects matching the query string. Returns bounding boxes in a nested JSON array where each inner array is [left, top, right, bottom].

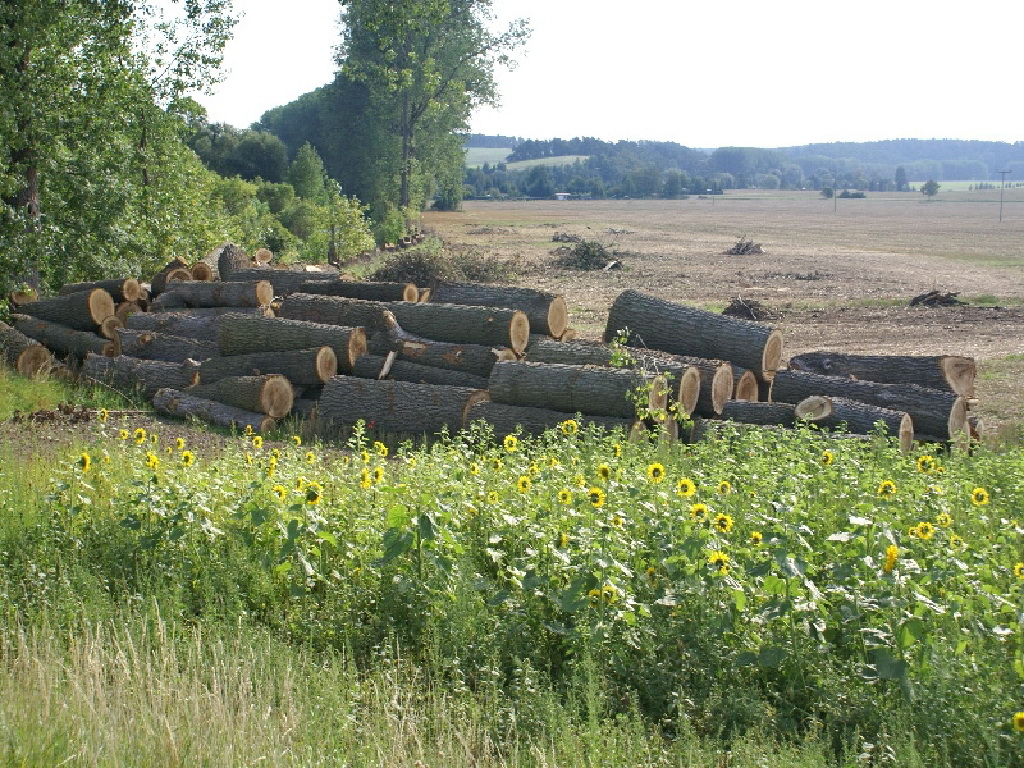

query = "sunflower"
[[713, 513, 733, 533], [560, 419, 578, 436], [916, 521, 936, 540], [406, 456, 417, 468], [490, 457, 504, 471], [78, 452, 91, 473], [291, 435, 302, 447], [244, 424, 254, 436], [883, 544, 899, 574], [150, 433, 159, 446], [597, 463, 611, 482], [574, 473, 587, 489], [98, 408, 109, 423], [469, 461, 481, 475], [528, 463, 540, 477], [251, 436, 263, 450], [359, 468, 372, 490], [557, 489, 573, 505], [360, 449, 371, 463], [175, 437, 186, 452], [916, 455, 937, 473], [676, 478, 696, 497], [373, 441, 388, 457], [373, 466, 385, 485], [1013, 712, 1024, 732], [970, 487, 989, 506], [295, 476, 307, 491], [949, 533, 966, 550], [546, 455, 559, 468], [707, 551, 730, 573], [612, 443, 622, 458], [557, 531, 569, 549], [820, 450, 834, 466], [609, 515, 624, 529], [144, 452, 160, 470], [1014, 562, 1024, 579], [647, 462, 666, 483], [936, 512, 952, 528], [271, 448, 281, 460], [119, 429, 130, 440], [245, 452, 254, 466], [588, 487, 606, 508], [750, 531, 763, 546], [877, 479, 897, 499], [716, 480, 732, 495], [181, 451, 195, 467], [588, 584, 618, 605], [908, 525, 920, 539], [305, 451, 316, 464], [503, 434, 518, 453], [271, 484, 287, 501], [134, 427, 147, 444], [486, 491, 499, 504], [690, 503, 709, 522], [305, 483, 323, 505]]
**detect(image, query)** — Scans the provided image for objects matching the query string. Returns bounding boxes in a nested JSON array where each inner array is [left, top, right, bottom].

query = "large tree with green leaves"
[[336, 0, 528, 219]]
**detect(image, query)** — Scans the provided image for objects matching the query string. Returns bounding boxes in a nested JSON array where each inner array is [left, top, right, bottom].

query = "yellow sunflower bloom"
[[516, 475, 531, 493], [503, 434, 518, 453], [820, 450, 834, 466], [291, 435, 302, 447], [560, 419, 578, 436], [750, 531, 763, 545], [251, 436, 263, 450], [1013, 562, 1024, 579], [877, 480, 897, 499], [676, 478, 696, 497], [181, 451, 195, 467], [647, 462, 666, 483], [374, 441, 388, 457], [916, 521, 936, 540], [936, 512, 952, 528], [77, 453, 91, 473], [175, 437, 186, 452], [970, 487, 989, 506], [557, 489, 573, 505], [713, 513, 733, 533], [597, 463, 611, 482], [690, 503, 709, 522], [271, 484, 287, 501], [144, 452, 160, 470], [883, 544, 899, 574], [717, 480, 732, 495], [1013, 712, 1024, 732], [916, 455, 936, 473], [134, 427, 147, 444], [588, 487, 606, 508], [612, 443, 622, 458], [373, 466, 385, 485], [707, 550, 730, 573]]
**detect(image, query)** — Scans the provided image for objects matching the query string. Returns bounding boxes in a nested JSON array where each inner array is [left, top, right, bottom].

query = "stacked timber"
[[82, 354, 200, 399], [217, 314, 366, 374], [153, 388, 275, 433], [352, 353, 489, 390], [198, 346, 336, 387], [0, 320, 54, 375], [150, 258, 193, 295], [189, 374, 294, 419], [115, 328, 218, 363], [428, 281, 569, 339], [788, 352, 976, 398], [229, 267, 337, 298], [124, 306, 271, 341], [60, 278, 144, 304], [216, 244, 251, 282], [12, 315, 118, 359], [160, 280, 274, 309], [18, 288, 115, 333], [298, 280, 419, 303]]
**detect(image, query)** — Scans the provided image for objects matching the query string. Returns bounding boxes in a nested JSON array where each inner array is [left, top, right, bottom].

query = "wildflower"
[[490, 457, 504, 471], [150, 433, 159, 446], [676, 478, 696, 497], [359, 469, 372, 490], [145, 451, 160, 470], [690, 503, 709, 522], [167, 446, 174, 456], [134, 427, 147, 444], [503, 434, 518, 453], [244, 424, 254, 436], [877, 479, 897, 499], [612, 443, 622, 458], [305, 451, 316, 464], [713, 513, 733, 533], [970, 487, 989, 506], [271, 484, 287, 501], [406, 456, 417, 468], [360, 450, 371, 463], [486, 490, 499, 504], [916, 521, 935, 540], [609, 514, 624, 528], [517, 475, 531, 493], [77, 453, 91, 473], [245, 452, 254, 466], [883, 545, 899, 574], [750, 531, 763, 545], [820, 450, 834, 466], [597, 463, 611, 481], [528, 462, 540, 477], [936, 512, 952, 528], [295, 476, 307, 491], [102, 451, 110, 463], [305, 482, 323, 505], [373, 466, 385, 485], [1014, 562, 1024, 579], [949, 533, 966, 550], [645, 566, 656, 584], [927, 484, 944, 495], [647, 462, 666, 483], [588, 487, 606, 508], [469, 461, 481, 475], [119, 429, 130, 440], [175, 437, 186, 451], [707, 551, 730, 574], [716, 480, 732, 495], [589, 585, 618, 605], [373, 441, 387, 457], [574, 473, 587, 489], [908, 524, 921, 539], [251, 436, 263, 450], [1013, 712, 1024, 732], [557, 532, 569, 548], [546, 455, 559, 468], [557, 489, 573, 505], [181, 451, 195, 467], [271, 448, 281, 460], [98, 408, 109, 423], [291, 435, 302, 447], [560, 419, 578, 436], [916, 455, 936, 473]]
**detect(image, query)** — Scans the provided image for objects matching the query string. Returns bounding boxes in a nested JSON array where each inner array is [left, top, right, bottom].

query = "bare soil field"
[[424, 192, 1024, 433]]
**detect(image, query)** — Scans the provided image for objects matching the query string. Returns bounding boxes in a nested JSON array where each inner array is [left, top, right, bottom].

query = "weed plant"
[[370, 237, 514, 285]]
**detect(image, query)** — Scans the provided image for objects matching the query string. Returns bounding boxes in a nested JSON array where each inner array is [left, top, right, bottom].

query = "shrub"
[[555, 239, 613, 270], [370, 238, 514, 284]]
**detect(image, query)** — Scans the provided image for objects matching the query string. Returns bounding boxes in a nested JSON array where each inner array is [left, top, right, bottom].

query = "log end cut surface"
[[509, 310, 531, 355], [734, 370, 759, 402], [761, 329, 784, 381], [260, 375, 295, 419], [675, 365, 700, 417], [547, 295, 569, 340], [942, 356, 977, 398], [88, 289, 117, 326], [16, 345, 53, 376]]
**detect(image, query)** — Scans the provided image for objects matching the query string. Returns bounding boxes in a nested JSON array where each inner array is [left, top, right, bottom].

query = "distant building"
[[555, 192, 571, 201]]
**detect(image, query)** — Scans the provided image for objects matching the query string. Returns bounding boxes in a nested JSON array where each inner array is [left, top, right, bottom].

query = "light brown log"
[[352, 354, 489, 389], [114, 302, 142, 324], [604, 289, 783, 381], [190, 262, 215, 281], [787, 352, 976, 398], [139, 305, 272, 320], [59, 278, 143, 303], [217, 244, 251, 282], [488, 360, 666, 419], [198, 346, 336, 387], [719, 397, 831, 428], [318, 376, 488, 436], [770, 370, 967, 441], [9, 288, 37, 307], [153, 387, 274, 433], [188, 374, 294, 418], [81, 353, 200, 400], [731, 366, 760, 401], [150, 258, 191, 295], [0, 320, 53, 375], [116, 328, 218, 362], [253, 248, 274, 265], [298, 280, 419, 303], [18, 288, 115, 332], [99, 315, 123, 340], [429, 281, 569, 339], [12, 314, 116, 359], [229, 268, 336, 297], [394, 337, 509, 378], [465, 401, 636, 438], [217, 313, 366, 374], [163, 280, 273, 308]]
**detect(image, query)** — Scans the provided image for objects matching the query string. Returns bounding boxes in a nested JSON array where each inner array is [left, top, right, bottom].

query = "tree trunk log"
[[150, 258, 191, 295], [163, 280, 273, 308], [229, 268, 336, 297], [770, 370, 966, 440], [393, 337, 510, 378], [604, 289, 783, 381], [59, 278, 143, 303], [465, 401, 636, 438], [813, 396, 915, 453], [9, 288, 37, 307], [298, 280, 419, 303], [0, 320, 53, 375], [12, 315, 116, 359], [99, 315, 124, 340], [198, 346, 336, 387], [719, 397, 831, 428], [190, 262, 215, 281], [153, 387, 274, 433], [429, 281, 569, 339], [318, 375, 488, 436], [278, 294, 399, 334], [731, 365, 760, 401], [216, 314, 366, 374], [387, 301, 530, 355], [353, 353, 489, 389], [787, 351, 976, 398], [18, 288, 115, 332], [115, 328, 218, 362], [488, 360, 665, 418], [216, 244, 251, 282], [81, 353, 200, 400], [149, 291, 188, 311], [188, 374, 294, 418]]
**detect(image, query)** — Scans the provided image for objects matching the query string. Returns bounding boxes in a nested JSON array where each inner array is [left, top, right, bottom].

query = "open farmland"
[[424, 191, 1024, 434]]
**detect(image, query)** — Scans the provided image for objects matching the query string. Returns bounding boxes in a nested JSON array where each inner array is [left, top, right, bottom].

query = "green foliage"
[[369, 237, 512, 284], [288, 143, 329, 201], [556, 239, 613, 270], [922, 180, 941, 197]]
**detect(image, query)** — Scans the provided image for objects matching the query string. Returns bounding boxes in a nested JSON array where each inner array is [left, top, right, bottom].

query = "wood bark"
[[298, 280, 419, 303], [188, 374, 294, 418], [9, 288, 37, 307], [353, 354, 489, 389], [116, 329, 218, 363], [148, 291, 188, 311], [394, 337, 510, 378], [216, 314, 366, 374], [163, 280, 273, 308], [488, 360, 665, 418], [318, 375, 488, 436], [18, 288, 115, 332], [229, 268, 336, 297], [12, 315, 115, 359], [719, 397, 831, 428], [429, 281, 569, 339], [59, 278, 143, 303], [153, 387, 274, 433], [604, 289, 783, 381], [114, 302, 142, 324], [787, 351, 976, 398], [465, 401, 635, 438], [769, 369, 967, 440], [198, 346, 336, 387], [0, 320, 53, 375], [216, 244, 251, 282], [99, 315, 124, 340], [386, 301, 530, 355], [150, 258, 191, 295], [278, 294, 399, 334], [812, 396, 915, 453], [81, 354, 200, 400]]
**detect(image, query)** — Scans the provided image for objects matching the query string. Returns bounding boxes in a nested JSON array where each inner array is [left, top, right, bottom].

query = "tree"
[[895, 165, 908, 192], [289, 143, 329, 201], [337, 0, 529, 217], [921, 180, 940, 198]]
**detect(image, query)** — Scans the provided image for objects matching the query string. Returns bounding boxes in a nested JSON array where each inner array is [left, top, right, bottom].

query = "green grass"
[[0, 367, 132, 420], [465, 146, 514, 167]]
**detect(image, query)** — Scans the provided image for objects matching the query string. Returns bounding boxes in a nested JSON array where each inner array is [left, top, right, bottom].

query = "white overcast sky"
[[194, 0, 1022, 148]]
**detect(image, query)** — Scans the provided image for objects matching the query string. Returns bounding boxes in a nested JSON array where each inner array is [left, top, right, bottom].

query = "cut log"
[[317, 376, 488, 436], [163, 280, 273, 308], [59, 278, 143, 303], [279, 294, 400, 334], [731, 366, 760, 401], [126, 311, 219, 342], [116, 328, 218, 363], [253, 248, 274, 265], [719, 396, 832, 428], [188, 374, 294, 418], [387, 301, 530, 355], [99, 315, 124, 340], [198, 346, 337, 387], [394, 337, 510, 378], [298, 280, 419, 303], [18, 288, 115, 332], [769, 370, 967, 441], [352, 353, 489, 389], [153, 387, 274, 433], [429, 281, 569, 339], [81, 353, 200, 400], [488, 360, 666, 419], [0, 320, 53, 375], [114, 302, 142, 324], [217, 313, 366, 374], [12, 315, 116, 359], [217, 244, 251, 282], [229, 268, 336, 297], [465, 401, 636, 438], [150, 258, 191, 295], [190, 262, 215, 281], [148, 291, 189, 311], [9, 288, 37, 307], [811, 396, 915, 453], [604, 289, 783, 381], [787, 352, 976, 398]]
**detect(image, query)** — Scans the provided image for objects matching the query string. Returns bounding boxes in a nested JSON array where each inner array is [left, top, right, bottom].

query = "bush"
[[370, 238, 514, 285], [555, 239, 613, 270]]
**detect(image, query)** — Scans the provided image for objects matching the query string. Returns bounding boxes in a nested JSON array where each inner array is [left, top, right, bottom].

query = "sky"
[[194, 0, 1022, 149]]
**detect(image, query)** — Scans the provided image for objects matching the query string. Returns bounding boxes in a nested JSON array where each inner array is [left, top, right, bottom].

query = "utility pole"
[[998, 169, 1011, 222]]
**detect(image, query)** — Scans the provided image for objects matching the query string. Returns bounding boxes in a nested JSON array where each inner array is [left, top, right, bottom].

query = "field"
[[465, 146, 514, 166]]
